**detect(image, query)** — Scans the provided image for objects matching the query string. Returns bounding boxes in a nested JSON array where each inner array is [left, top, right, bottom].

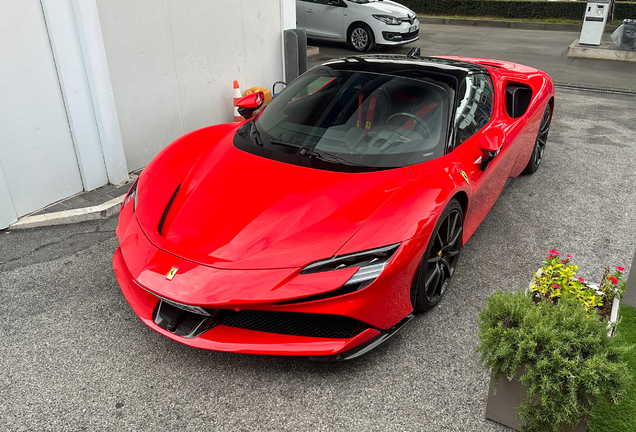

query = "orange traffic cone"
[[233, 80, 242, 122]]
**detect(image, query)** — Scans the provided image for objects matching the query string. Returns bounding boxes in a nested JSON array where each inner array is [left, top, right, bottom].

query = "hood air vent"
[[158, 184, 181, 236]]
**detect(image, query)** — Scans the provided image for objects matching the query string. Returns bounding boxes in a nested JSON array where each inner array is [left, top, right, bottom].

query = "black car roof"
[[314, 55, 488, 84]]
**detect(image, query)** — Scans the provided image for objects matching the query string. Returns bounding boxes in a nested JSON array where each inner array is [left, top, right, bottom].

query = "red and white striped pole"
[[233, 80, 242, 122]]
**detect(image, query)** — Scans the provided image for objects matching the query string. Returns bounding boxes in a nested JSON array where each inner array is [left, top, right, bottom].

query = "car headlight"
[[122, 179, 138, 211], [301, 244, 400, 289], [373, 15, 401, 26]]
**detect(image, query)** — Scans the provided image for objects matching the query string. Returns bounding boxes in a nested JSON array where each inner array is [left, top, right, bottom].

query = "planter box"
[[485, 370, 587, 432], [485, 277, 621, 430], [529, 270, 621, 336]]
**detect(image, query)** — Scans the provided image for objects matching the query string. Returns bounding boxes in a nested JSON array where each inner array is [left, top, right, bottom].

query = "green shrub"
[[402, 1, 636, 22], [477, 291, 631, 432]]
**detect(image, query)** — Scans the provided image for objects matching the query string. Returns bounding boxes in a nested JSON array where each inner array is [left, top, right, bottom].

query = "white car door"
[[300, 0, 345, 40]]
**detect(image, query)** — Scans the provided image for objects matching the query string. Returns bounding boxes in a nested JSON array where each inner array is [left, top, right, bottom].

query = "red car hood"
[[136, 127, 411, 270]]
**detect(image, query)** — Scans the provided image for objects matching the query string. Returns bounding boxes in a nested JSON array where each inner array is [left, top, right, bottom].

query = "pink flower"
[[616, 266, 625, 272], [553, 284, 561, 289], [549, 249, 561, 255], [561, 259, 567, 264], [566, 255, 573, 258], [609, 277, 618, 285], [578, 277, 585, 283]]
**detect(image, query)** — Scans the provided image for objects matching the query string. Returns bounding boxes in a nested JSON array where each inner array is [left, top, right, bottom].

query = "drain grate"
[[555, 83, 636, 96]]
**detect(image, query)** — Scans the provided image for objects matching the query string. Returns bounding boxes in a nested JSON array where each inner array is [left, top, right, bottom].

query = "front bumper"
[[114, 248, 383, 357], [380, 29, 419, 45], [375, 18, 420, 46], [113, 202, 424, 358]]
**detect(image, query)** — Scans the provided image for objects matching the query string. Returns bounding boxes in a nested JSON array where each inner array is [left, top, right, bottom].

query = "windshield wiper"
[[299, 146, 367, 167], [250, 121, 264, 147], [270, 138, 302, 150]]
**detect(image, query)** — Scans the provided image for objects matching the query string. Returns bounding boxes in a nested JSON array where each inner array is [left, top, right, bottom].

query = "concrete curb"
[[9, 195, 124, 230], [566, 39, 636, 62], [418, 16, 618, 33]]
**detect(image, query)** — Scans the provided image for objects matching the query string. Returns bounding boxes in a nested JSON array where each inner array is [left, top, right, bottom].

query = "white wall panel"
[[96, 0, 286, 171], [0, 0, 83, 221], [95, 0, 185, 172]]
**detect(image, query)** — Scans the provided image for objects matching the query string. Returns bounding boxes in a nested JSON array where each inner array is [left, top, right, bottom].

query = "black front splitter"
[[308, 313, 415, 361]]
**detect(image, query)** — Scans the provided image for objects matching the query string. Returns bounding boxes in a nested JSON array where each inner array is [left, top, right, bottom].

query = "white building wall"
[[96, 0, 293, 171], [0, 0, 85, 227]]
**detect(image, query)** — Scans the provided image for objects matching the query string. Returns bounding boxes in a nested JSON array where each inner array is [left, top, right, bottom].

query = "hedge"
[[400, 1, 636, 21]]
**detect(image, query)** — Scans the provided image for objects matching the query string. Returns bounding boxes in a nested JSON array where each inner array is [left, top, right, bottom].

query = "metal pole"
[[284, 30, 299, 83], [622, 248, 636, 308]]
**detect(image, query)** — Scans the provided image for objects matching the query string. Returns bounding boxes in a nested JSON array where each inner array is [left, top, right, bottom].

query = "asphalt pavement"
[[309, 23, 636, 91], [2, 24, 636, 432]]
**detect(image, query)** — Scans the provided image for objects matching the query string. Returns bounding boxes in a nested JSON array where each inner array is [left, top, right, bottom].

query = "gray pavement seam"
[[0, 219, 115, 272]]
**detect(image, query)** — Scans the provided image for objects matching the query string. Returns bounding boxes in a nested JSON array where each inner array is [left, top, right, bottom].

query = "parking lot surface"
[[3, 21, 636, 431], [1, 86, 635, 431], [308, 23, 636, 91]]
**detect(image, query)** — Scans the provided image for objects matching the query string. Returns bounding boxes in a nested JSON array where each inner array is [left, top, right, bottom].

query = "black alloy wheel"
[[523, 104, 552, 174], [411, 199, 463, 312], [348, 24, 374, 52]]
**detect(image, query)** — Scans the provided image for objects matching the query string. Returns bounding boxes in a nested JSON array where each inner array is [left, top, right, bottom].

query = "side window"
[[454, 74, 493, 145]]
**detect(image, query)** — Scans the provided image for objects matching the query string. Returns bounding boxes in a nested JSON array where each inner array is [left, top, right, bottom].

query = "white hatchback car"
[[296, 0, 420, 52]]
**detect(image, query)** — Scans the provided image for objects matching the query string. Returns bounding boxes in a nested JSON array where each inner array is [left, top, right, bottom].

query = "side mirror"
[[236, 91, 264, 120], [478, 129, 503, 171]]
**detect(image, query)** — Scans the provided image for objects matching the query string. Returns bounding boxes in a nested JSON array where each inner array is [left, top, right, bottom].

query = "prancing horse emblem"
[[166, 267, 178, 280]]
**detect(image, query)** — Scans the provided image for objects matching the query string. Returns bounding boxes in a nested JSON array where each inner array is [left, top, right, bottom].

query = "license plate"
[[409, 25, 417, 33]]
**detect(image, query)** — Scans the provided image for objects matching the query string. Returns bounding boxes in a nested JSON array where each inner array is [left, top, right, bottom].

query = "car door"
[[450, 74, 517, 238], [296, 0, 306, 28], [301, 0, 345, 40]]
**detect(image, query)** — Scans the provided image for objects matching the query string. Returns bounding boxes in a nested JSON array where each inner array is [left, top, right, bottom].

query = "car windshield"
[[239, 70, 452, 171]]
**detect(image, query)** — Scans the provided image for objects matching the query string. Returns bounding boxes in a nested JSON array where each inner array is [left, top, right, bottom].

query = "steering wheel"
[[386, 112, 431, 138]]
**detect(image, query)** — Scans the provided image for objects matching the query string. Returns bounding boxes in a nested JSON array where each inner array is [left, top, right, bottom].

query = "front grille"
[[383, 30, 419, 42], [221, 310, 369, 339], [402, 30, 420, 40], [402, 29, 419, 40]]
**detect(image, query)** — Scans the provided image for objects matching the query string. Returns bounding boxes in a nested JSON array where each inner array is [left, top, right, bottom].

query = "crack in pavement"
[[0, 219, 117, 272]]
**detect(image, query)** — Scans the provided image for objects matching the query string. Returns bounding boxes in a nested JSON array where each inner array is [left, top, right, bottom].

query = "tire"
[[522, 104, 552, 175], [411, 199, 463, 312], [348, 23, 374, 52]]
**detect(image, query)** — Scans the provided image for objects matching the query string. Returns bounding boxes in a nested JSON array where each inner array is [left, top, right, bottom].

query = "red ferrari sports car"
[[114, 53, 554, 360]]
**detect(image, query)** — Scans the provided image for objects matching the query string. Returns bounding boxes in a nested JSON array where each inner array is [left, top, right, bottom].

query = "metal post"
[[292, 29, 308, 76], [622, 248, 636, 308], [284, 30, 299, 83]]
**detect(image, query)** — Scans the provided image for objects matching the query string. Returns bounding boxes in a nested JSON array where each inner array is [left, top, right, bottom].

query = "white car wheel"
[[349, 24, 374, 52]]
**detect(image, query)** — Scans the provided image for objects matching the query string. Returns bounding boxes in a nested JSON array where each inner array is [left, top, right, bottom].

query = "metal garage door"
[[0, 0, 84, 228]]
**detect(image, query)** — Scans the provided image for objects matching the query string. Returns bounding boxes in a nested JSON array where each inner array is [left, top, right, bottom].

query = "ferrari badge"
[[461, 170, 469, 185], [166, 267, 178, 281]]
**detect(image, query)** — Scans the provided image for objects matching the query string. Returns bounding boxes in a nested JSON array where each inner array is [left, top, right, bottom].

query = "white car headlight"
[[373, 14, 401, 26]]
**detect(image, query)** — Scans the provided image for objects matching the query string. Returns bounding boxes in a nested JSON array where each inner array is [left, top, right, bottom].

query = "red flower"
[[578, 277, 585, 283], [561, 259, 567, 264], [553, 284, 561, 289], [609, 277, 619, 285], [616, 266, 625, 272], [549, 249, 561, 255], [566, 255, 573, 258]]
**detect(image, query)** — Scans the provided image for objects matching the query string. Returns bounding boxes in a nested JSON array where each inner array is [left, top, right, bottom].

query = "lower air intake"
[[221, 310, 369, 339]]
